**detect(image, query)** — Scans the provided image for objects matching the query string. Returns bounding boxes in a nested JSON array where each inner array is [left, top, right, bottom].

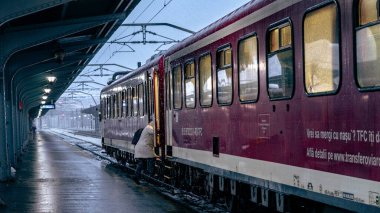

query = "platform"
[[0, 131, 194, 213]]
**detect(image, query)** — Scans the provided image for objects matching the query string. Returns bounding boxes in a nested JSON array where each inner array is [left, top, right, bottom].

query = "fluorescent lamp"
[[46, 76, 57, 83], [44, 88, 51, 94]]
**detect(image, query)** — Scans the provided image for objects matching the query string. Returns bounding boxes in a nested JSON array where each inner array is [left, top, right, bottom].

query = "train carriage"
[[101, 0, 380, 212], [100, 56, 165, 162]]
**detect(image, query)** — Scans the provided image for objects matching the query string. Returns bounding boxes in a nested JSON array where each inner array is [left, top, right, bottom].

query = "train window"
[[102, 98, 105, 119], [199, 53, 212, 107], [102, 97, 107, 119], [267, 21, 294, 100], [173, 65, 182, 109], [148, 77, 153, 118], [303, 3, 340, 95], [185, 61, 196, 108], [110, 96, 113, 118], [119, 93, 122, 117], [127, 88, 132, 117], [133, 87, 138, 116], [119, 92, 122, 117], [238, 34, 259, 102], [109, 96, 112, 118], [122, 90, 126, 117], [111, 94, 115, 118], [115, 94, 119, 118], [165, 72, 171, 110], [107, 97, 110, 119], [217, 45, 233, 105], [356, 0, 380, 89], [118, 92, 122, 118], [138, 83, 144, 116]]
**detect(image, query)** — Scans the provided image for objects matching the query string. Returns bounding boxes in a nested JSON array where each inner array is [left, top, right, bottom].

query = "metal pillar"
[[0, 80, 10, 180]]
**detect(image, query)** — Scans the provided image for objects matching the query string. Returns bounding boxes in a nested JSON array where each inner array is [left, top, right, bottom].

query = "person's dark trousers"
[[146, 158, 155, 177], [135, 158, 144, 180], [134, 158, 155, 182]]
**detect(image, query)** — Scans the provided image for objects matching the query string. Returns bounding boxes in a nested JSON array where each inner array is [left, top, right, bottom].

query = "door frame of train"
[[153, 57, 166, 158], [164, 57, 173, 152]]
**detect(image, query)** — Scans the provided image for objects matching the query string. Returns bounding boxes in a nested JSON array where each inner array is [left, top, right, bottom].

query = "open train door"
[[164, 58, 173, 156], [152, 57, 166, 158]]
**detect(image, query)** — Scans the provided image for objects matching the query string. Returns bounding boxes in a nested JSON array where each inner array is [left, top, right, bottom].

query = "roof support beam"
[[0, 0, 74, 27], [0, 12, 127, 66]]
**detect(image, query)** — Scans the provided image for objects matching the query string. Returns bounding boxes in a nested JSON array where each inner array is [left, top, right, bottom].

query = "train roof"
[[165, 0, 272, 56], [101, 54, 162, 93]]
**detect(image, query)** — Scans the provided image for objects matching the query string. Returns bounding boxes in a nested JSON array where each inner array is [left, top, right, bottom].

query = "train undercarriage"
[[103, 144, 349, 213]]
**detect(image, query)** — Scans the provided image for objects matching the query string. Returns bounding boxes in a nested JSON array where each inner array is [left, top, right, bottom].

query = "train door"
[[152, 58, 166, 157], [164, 58, 173, 155]]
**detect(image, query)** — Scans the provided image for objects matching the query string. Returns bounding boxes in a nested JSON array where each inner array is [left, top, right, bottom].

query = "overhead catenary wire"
[[93, 0, 157, 64], [148, 0, 173, 23], [104, 0, 174, 63], [67, 0, 175, 107]]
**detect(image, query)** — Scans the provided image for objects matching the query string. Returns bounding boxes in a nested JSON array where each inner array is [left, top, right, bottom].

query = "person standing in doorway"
[[133, 121, 156, 184]]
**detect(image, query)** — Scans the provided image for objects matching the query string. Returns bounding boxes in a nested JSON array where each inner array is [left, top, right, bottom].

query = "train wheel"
[[191, 169, 203, 194], [225, 194, 238, 212], [177, 165, 187, 189], [223, 179, 238, 212], [204, 174, 217, 202]]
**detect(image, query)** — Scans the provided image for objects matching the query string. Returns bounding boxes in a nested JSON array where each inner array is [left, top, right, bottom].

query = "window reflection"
[[185, 62, 195, 108], [217, 47, 233, 104], [268, 22, 294, 99]]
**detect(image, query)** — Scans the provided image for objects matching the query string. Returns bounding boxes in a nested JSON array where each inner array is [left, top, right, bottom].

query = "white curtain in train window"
[[173, 65, 182, 109], [239, 35, 258, 102], [304, 3, 340, 94], [138, 84, 144, 115], [127, 88, 132, 117], [199, 54, 212, 106], [359, 0, 378, 26], [356, 0, 380, 88], [357, 29, 380, 88], [133, 88, 138, 116], [122, 90, 127, 117]]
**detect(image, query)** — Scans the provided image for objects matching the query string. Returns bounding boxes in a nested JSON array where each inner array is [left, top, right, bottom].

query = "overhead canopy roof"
[[0, 0, 140, 119]]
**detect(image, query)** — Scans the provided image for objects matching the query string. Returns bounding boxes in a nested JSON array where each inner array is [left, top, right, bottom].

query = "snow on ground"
[[48, 128, 101, 147]]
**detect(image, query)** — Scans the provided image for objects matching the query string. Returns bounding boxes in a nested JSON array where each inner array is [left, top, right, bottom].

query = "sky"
[[59, 0, 251, 109]]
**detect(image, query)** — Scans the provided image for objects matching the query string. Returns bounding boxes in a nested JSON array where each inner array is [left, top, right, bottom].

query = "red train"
[[100, 0, 380, 212]]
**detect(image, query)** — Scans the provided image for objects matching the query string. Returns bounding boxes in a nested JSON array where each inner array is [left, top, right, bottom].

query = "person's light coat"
[[134, 124, 156, 158]]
